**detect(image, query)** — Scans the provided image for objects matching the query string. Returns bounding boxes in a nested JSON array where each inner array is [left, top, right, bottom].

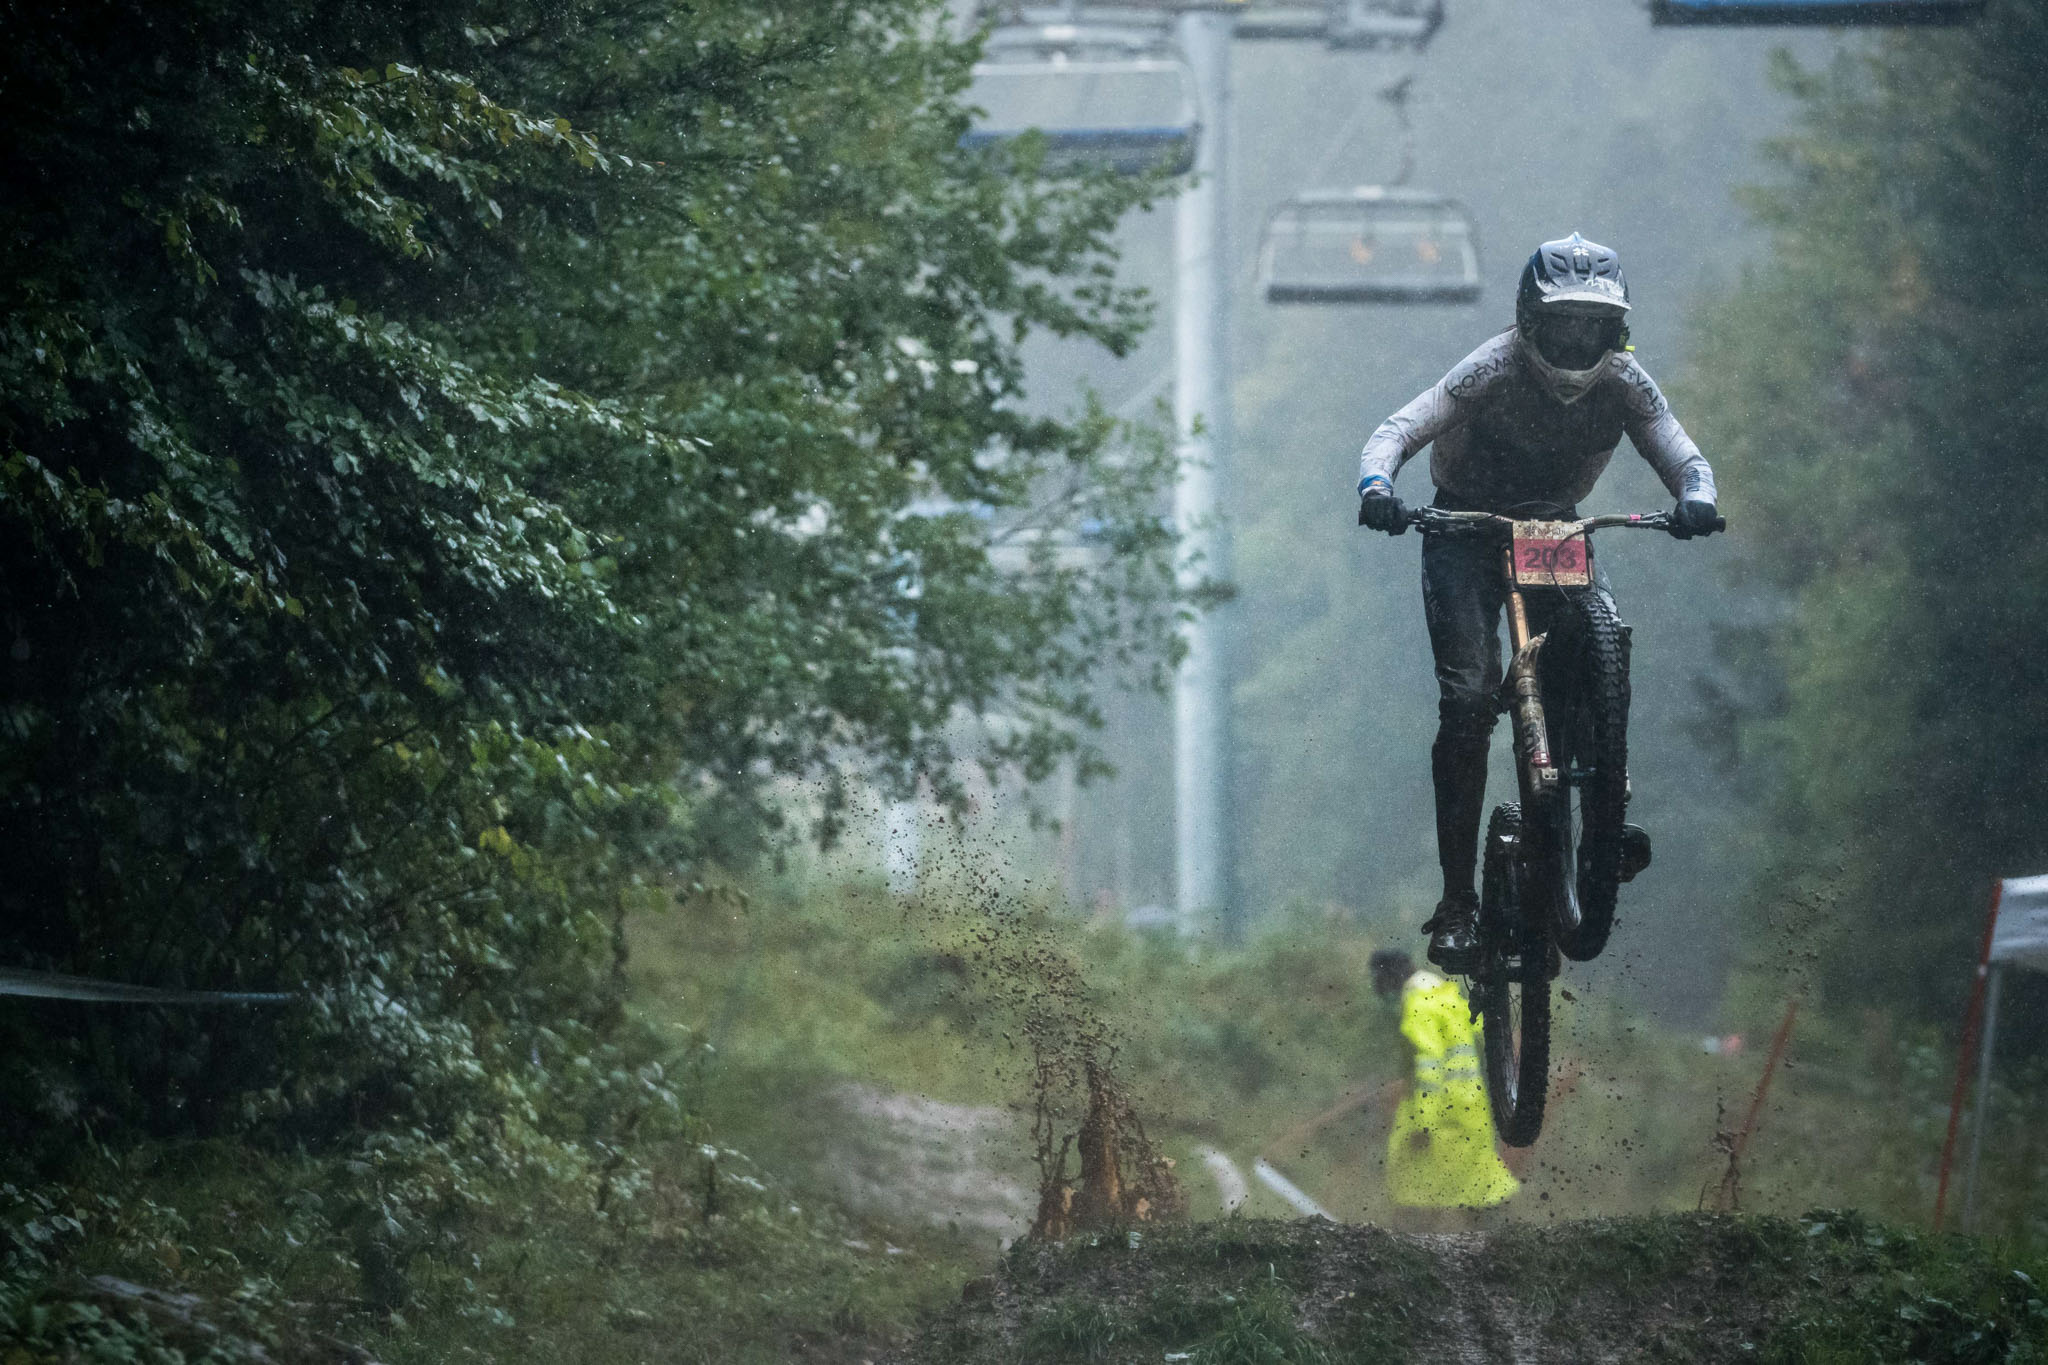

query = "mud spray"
[[886, 807, 1188, 1242]]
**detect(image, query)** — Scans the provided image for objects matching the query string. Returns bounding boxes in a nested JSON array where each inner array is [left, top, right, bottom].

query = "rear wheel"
[[1476, 803, 1550, 1148], [1537, 591, 1631, 962]]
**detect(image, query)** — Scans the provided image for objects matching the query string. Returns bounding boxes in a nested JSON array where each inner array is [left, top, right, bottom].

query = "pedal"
[[1619, 823, 1652, 883]]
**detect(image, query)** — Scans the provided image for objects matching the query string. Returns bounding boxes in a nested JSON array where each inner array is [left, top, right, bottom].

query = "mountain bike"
[[1397, 504, 1723, 1145]]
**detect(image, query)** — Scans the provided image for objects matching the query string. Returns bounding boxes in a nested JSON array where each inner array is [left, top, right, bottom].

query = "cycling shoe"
[[1423, 892, 1482, 974]]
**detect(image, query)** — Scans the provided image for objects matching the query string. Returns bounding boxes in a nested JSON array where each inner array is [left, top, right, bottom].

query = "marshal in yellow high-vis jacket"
[[1379, 960, 1519, 1210]]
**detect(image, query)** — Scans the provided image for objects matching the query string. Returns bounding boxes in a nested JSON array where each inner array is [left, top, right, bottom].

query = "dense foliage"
[[0, 0, 1178, 1152], [1681, 0, 2048, 1020]]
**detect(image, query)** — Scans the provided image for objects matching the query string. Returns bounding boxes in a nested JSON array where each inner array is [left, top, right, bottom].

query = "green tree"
[[0, 0, 1177, 1149], [1681, 0, 2048, 1020]]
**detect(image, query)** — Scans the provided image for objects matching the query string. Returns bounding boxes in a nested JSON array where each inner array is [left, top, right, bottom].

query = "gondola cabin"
[[1260, 187, 1480, 305], [960, 58, 1197, 177], [1325, 0, 1445, 49], [1650, 0, 1981, 22]]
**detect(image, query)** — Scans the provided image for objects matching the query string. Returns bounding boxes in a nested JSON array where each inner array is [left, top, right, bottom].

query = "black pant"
[[1420, 501, 1614, 898]]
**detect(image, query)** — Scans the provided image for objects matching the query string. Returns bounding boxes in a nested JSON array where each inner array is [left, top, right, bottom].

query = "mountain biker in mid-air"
[[1356, 232, 1720, 975]]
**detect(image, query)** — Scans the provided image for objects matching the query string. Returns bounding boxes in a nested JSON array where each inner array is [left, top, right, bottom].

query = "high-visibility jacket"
[[1386, 969, 1520, 1209]]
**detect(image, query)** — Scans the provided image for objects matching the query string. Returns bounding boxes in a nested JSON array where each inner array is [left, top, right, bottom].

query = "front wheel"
[[1476, 803, 1550, 1148], [1537, 591, 1632, 962]]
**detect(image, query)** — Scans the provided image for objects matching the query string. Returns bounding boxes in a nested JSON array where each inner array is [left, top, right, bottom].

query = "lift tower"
[[1169, 3, 1237, 935], [967, 1, 1445, 936]]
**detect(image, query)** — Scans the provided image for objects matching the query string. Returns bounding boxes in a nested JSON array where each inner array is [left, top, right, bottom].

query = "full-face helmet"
[[1514, 232, 1630, 402]]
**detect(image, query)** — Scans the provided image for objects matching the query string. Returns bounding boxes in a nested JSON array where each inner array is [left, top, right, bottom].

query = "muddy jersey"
[[1357, 329, 1716, 512]]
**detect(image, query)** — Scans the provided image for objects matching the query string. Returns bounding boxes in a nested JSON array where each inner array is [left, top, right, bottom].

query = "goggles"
[[1527, 313, 1624, 371]]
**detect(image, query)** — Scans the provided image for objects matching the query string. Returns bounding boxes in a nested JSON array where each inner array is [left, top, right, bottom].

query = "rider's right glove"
[[1357, 477, 1408, 535], [1670, 496, 1720, 540]]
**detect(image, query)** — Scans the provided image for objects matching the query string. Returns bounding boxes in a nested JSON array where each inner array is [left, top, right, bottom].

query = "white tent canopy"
[[1938, 874, 2048, 1233], [1988, 873, 2048, 971]]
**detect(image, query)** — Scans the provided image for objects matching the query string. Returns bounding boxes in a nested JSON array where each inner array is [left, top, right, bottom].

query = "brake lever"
[[1663, 513, 1729, 539], [1408, 508, 1498, 539]]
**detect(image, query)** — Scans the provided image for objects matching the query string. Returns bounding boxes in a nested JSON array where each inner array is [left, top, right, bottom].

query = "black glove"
[[1671, 496, 1720, 540], [1358, 489, 1408, 535]]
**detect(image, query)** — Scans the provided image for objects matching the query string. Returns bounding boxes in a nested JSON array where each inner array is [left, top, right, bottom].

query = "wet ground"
[[886, 1210, 2041, 1364]]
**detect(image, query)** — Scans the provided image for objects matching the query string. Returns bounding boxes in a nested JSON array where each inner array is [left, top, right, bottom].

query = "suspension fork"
[[1502, 541, 1560, 804]]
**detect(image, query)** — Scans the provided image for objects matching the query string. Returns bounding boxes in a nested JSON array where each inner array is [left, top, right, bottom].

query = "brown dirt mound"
[[887, 1210, 2048, 1364]]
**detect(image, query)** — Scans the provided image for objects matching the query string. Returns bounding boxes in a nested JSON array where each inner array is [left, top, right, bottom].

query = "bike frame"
[[1405, 508, 1699, 808], [1502, 539, 1556, 807]]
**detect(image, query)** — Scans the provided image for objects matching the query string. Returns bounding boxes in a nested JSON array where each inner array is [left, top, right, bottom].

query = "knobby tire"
[[1477, 803, 1549, 1148], [1540, 590, 1631, 962]]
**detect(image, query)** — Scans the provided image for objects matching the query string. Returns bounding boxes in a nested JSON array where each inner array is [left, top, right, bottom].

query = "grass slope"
[[13, 881, 2048, 1364], [1, 1135, 980, 1365]]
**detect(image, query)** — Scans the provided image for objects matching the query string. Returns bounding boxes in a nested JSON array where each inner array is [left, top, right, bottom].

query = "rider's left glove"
[[1671, 497, 1720, 540]]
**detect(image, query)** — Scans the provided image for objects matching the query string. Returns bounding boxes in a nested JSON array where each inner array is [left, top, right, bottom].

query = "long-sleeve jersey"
[[1357, 329, 1716, 512]]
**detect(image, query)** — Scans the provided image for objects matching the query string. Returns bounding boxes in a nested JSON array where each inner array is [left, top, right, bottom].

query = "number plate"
[[1511, 521, 1591, 587]]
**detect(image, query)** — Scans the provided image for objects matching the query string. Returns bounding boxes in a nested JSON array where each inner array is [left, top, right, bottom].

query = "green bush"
[[0, 0, 1176, 1161]]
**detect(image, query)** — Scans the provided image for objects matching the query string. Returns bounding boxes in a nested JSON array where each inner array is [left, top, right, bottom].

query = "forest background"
[[4, 1, 2048, 1362]]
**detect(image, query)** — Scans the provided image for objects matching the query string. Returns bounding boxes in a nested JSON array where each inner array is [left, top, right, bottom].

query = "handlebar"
[[1389, 506, 1726, 538]]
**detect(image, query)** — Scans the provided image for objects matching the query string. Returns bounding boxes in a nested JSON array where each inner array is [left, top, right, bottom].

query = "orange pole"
[[1703, 994, 1802, 1219], [1934, 880, 2004, 1231], [1734, 1000, 1799, 1159]]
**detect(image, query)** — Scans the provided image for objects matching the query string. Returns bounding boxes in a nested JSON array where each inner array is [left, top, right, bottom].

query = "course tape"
[[0, 968, 295, 1005], [1251, 1158, 1333, 1221]]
